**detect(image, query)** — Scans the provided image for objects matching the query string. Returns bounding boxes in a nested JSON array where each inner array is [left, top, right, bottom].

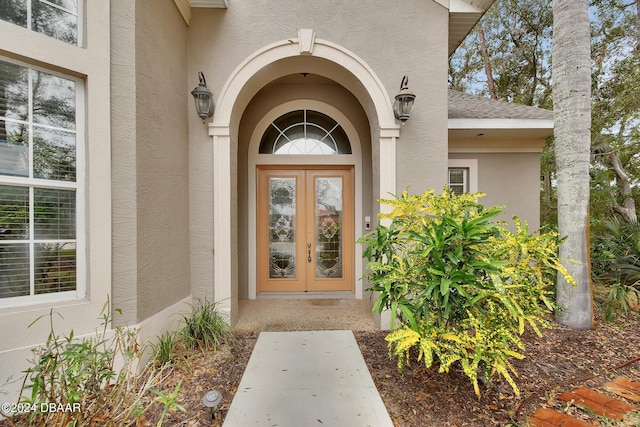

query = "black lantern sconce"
[[191, 71, 215, 121], [393, 75, 416, 124]]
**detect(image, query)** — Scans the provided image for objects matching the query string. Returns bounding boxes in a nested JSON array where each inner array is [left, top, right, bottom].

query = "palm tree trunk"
[[553, 0, 594, 329]]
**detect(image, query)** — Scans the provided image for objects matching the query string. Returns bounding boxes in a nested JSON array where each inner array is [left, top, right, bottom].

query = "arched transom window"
[[259, 110, 352, 155]]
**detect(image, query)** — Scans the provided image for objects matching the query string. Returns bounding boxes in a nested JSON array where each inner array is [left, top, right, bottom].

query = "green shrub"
[[11, 300, 166, 426], [7, 298, 233, 426], [180, 298, 234, 352], [359, 189, 573, 396], [151, 330, 183, 367], [591, 216, 640, 320], [150, 299, 233, 368]]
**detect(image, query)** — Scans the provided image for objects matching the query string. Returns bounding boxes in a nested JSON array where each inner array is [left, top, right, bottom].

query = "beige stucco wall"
[[449, 149, 543, 230], [111, 0, 138, 324], [187, 0, 450, 303], [111, 0, 191, 323]]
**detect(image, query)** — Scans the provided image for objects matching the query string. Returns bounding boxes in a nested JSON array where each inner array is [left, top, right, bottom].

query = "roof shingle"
[[448, 90, 553, 121]]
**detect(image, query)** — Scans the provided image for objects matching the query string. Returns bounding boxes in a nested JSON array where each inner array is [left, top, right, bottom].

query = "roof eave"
[[449, 118, 554, 142], [448, 0, 496, 56], [449, 118, 554, 130]]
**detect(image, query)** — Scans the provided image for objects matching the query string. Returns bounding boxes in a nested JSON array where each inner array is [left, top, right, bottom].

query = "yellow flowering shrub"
[[359, 189, 574, 396]]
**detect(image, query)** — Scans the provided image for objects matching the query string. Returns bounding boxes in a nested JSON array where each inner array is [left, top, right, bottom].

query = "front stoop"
[[558, 387, 638, 421], [527, 378, 640, 426], [529, 408, 595, 427]]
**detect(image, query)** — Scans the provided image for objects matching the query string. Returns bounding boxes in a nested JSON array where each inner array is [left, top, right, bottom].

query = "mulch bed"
[[140, 312, 639, 427], [2, 312, 638, 426]]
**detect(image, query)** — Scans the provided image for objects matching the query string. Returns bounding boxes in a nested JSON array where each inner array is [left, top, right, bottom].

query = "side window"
[[0, 0, 80, 45], [448, 159, 478, 194], [448, 168, 468, 195], [0, 58, 81, 302]]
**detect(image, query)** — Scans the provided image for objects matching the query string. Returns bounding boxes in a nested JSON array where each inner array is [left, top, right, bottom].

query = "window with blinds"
[[448, 168, 468, 195], [0, 58, 80, 301], [0, 0, 79, 45]]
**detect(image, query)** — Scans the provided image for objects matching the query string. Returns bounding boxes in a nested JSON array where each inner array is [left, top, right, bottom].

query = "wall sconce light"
[[393, 75, 416, 124], [191, 71, 215, 121]]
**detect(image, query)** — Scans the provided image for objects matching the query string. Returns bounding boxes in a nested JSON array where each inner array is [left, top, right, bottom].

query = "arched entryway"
[[208, 29, 399, 325]]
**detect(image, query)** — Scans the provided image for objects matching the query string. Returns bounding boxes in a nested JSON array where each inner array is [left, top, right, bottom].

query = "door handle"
[[307, 243, 312, 262]]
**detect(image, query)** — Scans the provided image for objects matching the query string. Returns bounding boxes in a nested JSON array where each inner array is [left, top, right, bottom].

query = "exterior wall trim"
[[211, 35, 398, 129], [449, 118, 554, 130]]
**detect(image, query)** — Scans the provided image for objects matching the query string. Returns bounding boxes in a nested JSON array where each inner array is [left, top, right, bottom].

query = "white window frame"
[[448, 159, 478, 194], [0, 56, 85, 307], [3, 0, 83, 46]]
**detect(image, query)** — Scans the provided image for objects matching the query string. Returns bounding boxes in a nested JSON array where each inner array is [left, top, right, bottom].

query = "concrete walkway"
[[223, 330, 394, 427]]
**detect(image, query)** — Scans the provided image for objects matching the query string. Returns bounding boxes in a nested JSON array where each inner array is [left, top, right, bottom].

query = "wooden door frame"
[[257, 165, 354, 293], [246, 100, 369, 301]]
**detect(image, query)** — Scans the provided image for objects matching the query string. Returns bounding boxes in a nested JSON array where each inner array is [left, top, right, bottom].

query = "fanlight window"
[[259, 110, 351, 155]]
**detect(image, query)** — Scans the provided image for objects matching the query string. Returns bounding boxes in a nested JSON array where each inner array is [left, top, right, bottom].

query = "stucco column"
[[379, 128, 399, 221], [210, 125, 233, 322], [378, 128, 400, 219], [376, 127, 399, 329]]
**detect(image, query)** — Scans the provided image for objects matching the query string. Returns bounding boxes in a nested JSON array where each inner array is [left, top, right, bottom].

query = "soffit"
[[449, 0, 495, 56]]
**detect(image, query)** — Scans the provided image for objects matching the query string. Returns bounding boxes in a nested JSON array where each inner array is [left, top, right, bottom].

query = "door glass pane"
[[269, 178, 296, 279], [315, 177, 343, 278]]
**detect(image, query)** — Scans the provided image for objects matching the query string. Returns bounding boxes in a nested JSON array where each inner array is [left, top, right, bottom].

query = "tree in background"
[[552, 0, 594, 329], [591, 0, 640, 225], [447, 0, 556, 225], [449, 0, 553, 108], [450, 0, 606, 327], [450, 0, 640, 229]]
